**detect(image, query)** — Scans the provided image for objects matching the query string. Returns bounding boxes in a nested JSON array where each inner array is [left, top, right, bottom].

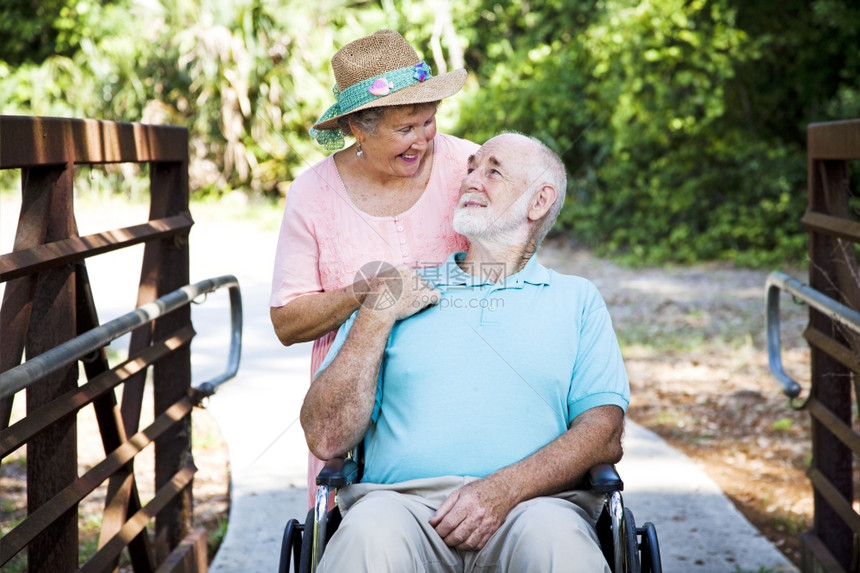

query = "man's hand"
[[428, 405, 625, 551], [429, 477, 516, 551]]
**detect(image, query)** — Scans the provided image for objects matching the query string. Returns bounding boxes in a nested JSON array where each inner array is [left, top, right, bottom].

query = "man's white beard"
[[453, 191, 532, 244]]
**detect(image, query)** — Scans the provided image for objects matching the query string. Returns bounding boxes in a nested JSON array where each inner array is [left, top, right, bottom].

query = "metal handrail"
[[0, 274, 242, 402], [765, 270, 860, 402]]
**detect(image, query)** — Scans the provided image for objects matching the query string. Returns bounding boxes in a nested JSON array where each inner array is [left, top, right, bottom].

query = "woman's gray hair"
[[337, 101, 440, 137]]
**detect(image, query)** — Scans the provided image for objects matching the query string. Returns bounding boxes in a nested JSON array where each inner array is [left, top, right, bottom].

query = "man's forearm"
[[490, 405, 625, 505], [300, 266, 440, 460], [300, 308, 395, 459]]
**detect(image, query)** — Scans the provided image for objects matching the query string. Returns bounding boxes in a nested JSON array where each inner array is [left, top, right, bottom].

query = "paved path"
[[0, 198, 801, 573]]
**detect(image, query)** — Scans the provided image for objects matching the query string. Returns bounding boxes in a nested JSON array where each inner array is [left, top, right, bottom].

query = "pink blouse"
[[270, 133, 479, 375], [272, 133, 478, 506]]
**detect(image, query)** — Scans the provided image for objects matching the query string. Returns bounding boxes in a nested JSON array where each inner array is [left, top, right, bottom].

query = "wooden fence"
[[0, 115, 239, 572], [802, 119, 860, 573], [770, 119, 860, 572]]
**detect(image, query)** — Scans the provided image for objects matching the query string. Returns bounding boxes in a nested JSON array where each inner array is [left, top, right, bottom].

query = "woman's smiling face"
[[357, 103, 438, 180]]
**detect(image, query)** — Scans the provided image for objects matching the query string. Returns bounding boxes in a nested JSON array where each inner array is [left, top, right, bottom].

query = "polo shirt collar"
[[434, 251, 552, 288]]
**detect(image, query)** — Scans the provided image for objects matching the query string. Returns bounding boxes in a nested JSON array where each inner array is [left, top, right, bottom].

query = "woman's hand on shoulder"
[[360, 265, 440, 323]]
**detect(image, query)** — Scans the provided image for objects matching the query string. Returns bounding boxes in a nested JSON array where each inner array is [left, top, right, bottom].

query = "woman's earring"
[[356, 142, 364, 159]]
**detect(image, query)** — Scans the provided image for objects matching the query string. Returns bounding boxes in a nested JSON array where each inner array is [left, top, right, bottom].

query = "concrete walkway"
[[0, 198, 800, 573]]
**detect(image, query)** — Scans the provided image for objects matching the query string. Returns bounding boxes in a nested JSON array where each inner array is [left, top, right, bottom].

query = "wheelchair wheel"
[[638, 521, 662, 573], [294, 506, 344, 573], [278, 518, 302, 573], [622, 508, 641, 573], [298, 509, 314, 573]]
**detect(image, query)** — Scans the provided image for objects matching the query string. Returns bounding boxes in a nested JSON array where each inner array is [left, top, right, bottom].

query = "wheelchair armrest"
[[316, 457, 359, 488], [584, 463, 624, 493]]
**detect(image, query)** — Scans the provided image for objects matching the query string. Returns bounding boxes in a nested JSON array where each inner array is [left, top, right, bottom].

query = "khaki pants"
[[317, 476, 611, 573]]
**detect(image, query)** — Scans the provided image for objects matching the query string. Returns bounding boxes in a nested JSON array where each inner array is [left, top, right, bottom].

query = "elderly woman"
[[269, 29, 478, 503]]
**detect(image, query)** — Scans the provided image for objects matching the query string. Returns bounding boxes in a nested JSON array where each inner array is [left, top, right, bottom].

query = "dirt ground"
[[539, 237, 815, 568]]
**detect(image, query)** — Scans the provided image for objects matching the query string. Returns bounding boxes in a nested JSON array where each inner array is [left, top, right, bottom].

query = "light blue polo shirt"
[[318, 252, 630, 485]]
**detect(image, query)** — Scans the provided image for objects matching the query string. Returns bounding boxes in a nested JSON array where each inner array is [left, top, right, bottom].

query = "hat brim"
[[312, 68, 467, 132]]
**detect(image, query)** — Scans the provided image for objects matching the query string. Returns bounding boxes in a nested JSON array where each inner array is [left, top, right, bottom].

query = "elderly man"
[[301, 133, 629, 572]]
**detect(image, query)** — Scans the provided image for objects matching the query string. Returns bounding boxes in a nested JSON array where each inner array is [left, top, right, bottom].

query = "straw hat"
[[310, 29, 467, 149]]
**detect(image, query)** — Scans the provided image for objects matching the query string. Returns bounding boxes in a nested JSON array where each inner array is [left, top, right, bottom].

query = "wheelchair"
[[278, 457, 661, 573]]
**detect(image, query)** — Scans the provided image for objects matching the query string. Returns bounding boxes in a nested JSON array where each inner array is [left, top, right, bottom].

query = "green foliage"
[[455, 0, 855, 266], [1, 0, 856, 265], [579, 0, 764, 264], [730, 0, 860, 144], [208, 516, 229, 560], [0, 0, 106, 66], [1, 0, 394, 196], [456, 0, 595, 153]]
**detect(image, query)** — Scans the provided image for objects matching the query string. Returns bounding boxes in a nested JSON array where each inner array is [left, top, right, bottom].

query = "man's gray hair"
[[522, 134, 567, 247]]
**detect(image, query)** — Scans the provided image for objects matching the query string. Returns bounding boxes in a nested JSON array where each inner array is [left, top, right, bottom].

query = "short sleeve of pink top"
[[270, 133, 479, 376]]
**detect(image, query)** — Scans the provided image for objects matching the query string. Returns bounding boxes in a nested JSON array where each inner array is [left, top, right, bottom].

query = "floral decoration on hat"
[[369, 78, 394, 96], [413, 61, 431, 82]]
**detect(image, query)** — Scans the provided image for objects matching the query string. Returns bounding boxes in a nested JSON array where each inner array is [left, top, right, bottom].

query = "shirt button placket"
[[394, 217, 409, 260]]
